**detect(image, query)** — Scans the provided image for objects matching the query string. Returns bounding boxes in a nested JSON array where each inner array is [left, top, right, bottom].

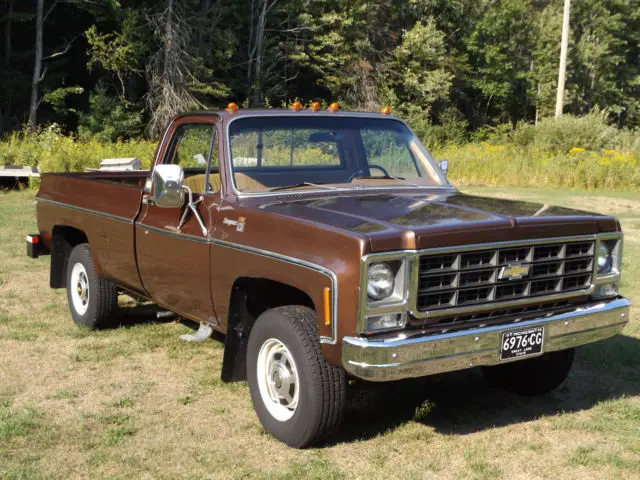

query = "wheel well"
[[221, 277, 315, 383], [50, 225, 89, 288]]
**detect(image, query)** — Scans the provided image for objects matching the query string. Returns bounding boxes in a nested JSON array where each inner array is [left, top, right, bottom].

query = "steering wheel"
[[347, 165, 392, 182]]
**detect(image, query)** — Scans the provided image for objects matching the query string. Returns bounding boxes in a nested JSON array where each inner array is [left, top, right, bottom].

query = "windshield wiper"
[[351, 175, 421, 187], [269, 181, 341, 192]]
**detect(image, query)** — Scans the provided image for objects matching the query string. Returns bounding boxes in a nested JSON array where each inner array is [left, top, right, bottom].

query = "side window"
[[166, 123, 218, 193], [167, 124, 216, 170]]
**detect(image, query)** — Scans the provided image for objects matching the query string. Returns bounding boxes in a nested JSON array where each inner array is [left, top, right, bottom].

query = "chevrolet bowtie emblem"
[[499, 263, 530, 280]]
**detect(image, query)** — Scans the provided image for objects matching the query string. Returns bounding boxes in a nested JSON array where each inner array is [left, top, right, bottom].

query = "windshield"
[[228, 116, 446, 193]]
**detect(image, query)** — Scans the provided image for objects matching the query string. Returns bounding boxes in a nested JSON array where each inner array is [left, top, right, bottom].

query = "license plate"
[[500, 327, 544, 360]]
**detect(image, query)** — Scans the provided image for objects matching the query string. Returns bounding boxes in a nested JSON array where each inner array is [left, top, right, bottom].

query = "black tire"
[[65, 243, 117, 329], [482, 348, 574, 396], [246, 306, 346, 448]]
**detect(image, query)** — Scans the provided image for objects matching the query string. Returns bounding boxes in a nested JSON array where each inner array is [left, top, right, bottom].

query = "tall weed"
[[436, 143, 640, 191], [0, 125, 156, 174]]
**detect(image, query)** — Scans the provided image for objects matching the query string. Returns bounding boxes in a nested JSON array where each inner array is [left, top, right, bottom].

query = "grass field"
[[0, 187, 638, 480]]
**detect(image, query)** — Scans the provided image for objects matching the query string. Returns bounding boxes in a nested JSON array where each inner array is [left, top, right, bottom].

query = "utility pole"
[[555, 0, 571, 118]]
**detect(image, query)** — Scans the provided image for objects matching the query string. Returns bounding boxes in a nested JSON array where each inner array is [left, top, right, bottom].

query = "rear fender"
[[49, 225, 92, 288]]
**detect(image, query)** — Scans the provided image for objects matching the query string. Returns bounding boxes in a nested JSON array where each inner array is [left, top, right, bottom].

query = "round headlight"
[[367, 263, 395, 300], [597, 242, 613, 273]]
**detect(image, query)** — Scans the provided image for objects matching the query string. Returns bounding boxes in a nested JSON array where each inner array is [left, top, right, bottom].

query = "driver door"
[[135, 117, 221, 323]]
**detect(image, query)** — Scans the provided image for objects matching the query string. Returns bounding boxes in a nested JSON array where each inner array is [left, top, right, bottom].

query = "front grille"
[[417, 240, 594, 312]]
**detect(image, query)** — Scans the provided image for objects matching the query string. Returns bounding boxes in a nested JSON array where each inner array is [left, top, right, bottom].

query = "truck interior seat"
[[183, 173, 265, 193]]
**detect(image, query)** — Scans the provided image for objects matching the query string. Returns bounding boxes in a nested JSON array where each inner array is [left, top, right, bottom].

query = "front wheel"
[[482, 348, 574, 396], [247, 306, 346, 448], [65, 244, 117, 329]]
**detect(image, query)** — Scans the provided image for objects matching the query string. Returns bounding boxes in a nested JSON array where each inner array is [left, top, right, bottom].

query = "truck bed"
[[36, 171, 149, 294]]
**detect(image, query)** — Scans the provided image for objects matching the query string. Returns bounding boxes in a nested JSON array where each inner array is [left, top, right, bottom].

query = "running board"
[[180, 323, 213, 343]]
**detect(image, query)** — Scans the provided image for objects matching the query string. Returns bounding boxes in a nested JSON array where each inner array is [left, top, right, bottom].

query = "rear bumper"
[[342, 297, 631, 382], [26, 234, 49, 259]]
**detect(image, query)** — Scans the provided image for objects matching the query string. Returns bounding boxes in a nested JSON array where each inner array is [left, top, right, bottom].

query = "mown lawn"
[[0, 187, 638, 480]]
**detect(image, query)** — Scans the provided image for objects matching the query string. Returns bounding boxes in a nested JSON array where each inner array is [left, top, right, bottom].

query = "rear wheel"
[[65, 244, 117, 329], [482, 348, 574, 396], [247, 306, 346, 448]]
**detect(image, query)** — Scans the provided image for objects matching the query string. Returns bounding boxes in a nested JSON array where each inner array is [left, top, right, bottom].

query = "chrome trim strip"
[[137, 227, 340, 344], [414, 234, 598, 255], [211, 239, 339, 344], [37, 197, 134, 224], [343, 297, 630, 382], [139, 224, 210, 244], [223, 113, 450, 199]]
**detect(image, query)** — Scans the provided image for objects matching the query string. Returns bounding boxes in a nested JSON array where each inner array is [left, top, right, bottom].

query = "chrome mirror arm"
[[176, 185, 208, 235]]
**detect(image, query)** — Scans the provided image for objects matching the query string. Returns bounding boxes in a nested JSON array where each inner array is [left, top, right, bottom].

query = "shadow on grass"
[[335, 334, 640, 444], [104, 303, 227, 343], [108, 303, 167, 328]]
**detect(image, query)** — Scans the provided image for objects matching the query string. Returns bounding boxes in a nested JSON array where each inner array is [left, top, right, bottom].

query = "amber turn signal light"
[[323, 287, 331, 326], [328, 102, 340, 112], [290, 101, 302, 112], [309, 101, 321, 112], [380, 106, 391, 115], [226, 102, 238, 113]]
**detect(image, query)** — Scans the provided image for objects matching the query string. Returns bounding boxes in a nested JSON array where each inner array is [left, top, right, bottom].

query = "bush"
[[0, 125, 156, 179], [406, 106, 470, 150], [487, 110, 630, 153]]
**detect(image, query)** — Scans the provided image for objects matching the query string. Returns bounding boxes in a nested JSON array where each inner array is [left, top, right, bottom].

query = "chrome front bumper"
[[342, 297, 631, 382]]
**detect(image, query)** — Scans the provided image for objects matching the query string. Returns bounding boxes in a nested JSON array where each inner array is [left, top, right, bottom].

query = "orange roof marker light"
[[226, 102, 238, 113], [380, 106, 391, 115], [290, 101, 303, 112], [328, 102, 340, 112], [309, 101, 322, 112]]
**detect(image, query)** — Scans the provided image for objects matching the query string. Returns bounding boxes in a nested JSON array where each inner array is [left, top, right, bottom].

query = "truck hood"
[[257, 189, 619, 252]]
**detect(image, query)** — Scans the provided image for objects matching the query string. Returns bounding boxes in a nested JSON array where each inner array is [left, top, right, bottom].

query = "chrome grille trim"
[[358, 233, 622, 331], [406, 235, 601, 320], [417, 239, 594, 313]]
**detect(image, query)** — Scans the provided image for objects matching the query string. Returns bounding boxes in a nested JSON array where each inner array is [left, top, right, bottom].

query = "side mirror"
[[438, 160, 449, 177], [152, 164, 184, 208]]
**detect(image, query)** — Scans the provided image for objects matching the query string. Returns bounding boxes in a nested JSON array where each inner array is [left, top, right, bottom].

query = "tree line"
[[1, 0, 639, 142]]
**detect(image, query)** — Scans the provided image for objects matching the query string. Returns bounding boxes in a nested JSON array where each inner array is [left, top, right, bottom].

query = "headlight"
[[597, 241, 614, 274], [367, 263, 395, 300], [593, 236, 622, 299]]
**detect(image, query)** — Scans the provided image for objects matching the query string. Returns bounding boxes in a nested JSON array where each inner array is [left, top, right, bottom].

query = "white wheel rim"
[[70, 263, 90, 316], [256, 338, 300, 422]]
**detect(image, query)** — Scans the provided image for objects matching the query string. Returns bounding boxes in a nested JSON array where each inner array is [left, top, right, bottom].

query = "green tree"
[[468, 0, 536, 124]]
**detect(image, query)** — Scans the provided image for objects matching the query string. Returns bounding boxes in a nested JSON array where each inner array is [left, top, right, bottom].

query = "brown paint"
[[35, 110, 622, 368]]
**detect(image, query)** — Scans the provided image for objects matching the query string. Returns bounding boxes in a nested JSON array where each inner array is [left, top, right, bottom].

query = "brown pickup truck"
[[28, 103, 630, 447]]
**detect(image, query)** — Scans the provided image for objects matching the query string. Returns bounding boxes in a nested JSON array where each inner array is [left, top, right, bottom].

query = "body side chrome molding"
[[138, 223, 210, 244], [37, 197, 134, 224], [212, 239, 339, 345]]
